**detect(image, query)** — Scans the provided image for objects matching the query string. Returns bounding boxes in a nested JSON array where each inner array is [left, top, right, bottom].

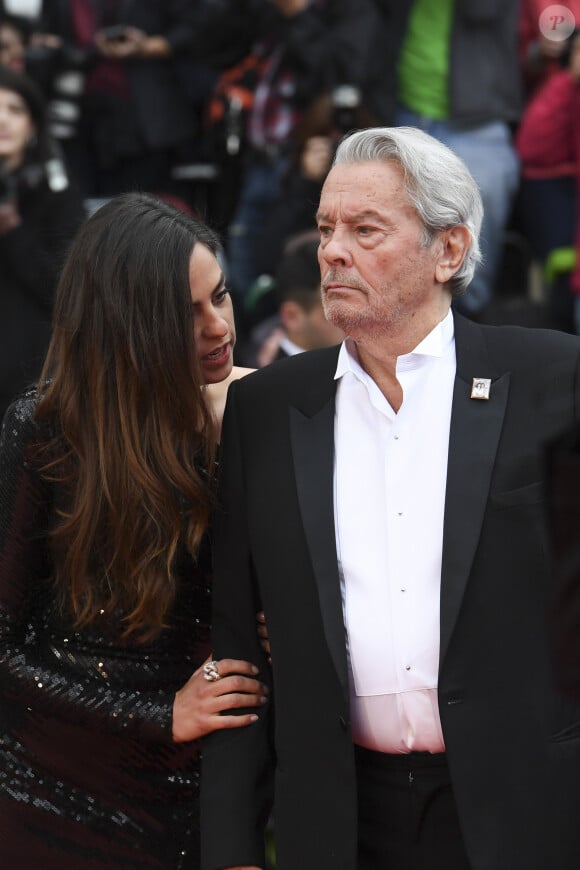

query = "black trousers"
[[355, 745, 472, 870]]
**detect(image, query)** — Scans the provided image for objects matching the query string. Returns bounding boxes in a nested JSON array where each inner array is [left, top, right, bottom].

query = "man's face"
[[316, 160, 446, 341]]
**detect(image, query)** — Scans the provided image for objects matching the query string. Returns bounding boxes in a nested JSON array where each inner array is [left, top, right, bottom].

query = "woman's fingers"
[[173, 656, 270, 741], [210, 712, 261, 730], [211, 690, 268, 713], [255, 612, 271, 658], [210, 673, 267, 696], [212, 658, 260, 677]]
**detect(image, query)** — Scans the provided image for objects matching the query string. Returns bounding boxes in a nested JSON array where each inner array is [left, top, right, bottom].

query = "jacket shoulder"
[[236, 346, 340, 393], [481, 323, 580, 365]]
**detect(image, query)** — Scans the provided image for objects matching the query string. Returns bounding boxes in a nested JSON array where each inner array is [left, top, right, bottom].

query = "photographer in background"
[[235, 84, 369, 343], [254, 84, 369, 280], [35, 0, 198, 198], [0, 65, 85, 421]]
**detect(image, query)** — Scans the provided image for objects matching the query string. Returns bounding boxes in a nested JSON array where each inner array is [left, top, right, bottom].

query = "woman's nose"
[[202, 308, 229, 337]]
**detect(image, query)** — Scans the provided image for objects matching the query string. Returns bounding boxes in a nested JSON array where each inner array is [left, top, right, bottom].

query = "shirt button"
[[400, 588, 406, 593], [405, 665, 411, 671]]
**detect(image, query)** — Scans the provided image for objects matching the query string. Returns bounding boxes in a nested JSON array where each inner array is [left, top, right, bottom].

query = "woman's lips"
[[201, 343, 231, 368]]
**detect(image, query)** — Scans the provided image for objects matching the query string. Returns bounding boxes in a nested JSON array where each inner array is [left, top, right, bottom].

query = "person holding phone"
[[36, 0, 198, 196]]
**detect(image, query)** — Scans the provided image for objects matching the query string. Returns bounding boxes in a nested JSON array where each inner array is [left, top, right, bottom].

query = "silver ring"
[[203, 660, 221, 682]]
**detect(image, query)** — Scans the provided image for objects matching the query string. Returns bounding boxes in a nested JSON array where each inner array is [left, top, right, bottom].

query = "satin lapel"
[[440, 314, 510, 667], [289, 366, 348, 696]]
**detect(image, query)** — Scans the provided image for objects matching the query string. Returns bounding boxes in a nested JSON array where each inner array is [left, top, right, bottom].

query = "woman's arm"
[[0, 393, 265, 744]]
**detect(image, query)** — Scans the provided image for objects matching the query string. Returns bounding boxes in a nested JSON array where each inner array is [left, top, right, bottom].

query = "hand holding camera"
[[94, 26, 147, 60]]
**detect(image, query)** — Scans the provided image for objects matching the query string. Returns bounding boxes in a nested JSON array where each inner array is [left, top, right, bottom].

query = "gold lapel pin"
[[471, 377, 491, 400]]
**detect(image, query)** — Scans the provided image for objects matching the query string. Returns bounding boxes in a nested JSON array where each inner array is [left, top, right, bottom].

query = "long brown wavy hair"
[[35, 193, 220, 643]]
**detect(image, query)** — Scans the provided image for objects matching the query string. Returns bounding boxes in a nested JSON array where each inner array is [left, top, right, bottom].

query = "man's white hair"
[[333, 127, 484, 293]]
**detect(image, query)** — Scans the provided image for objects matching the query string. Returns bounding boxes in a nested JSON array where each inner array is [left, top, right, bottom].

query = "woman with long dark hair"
[[0, 192, 264, 868]]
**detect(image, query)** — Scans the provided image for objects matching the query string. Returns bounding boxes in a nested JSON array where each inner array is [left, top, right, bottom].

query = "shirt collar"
[[334, 309, 454, 381], [278, 334, 305, 357]]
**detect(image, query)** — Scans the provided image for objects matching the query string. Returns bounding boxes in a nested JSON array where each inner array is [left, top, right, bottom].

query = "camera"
[[331, 85, 362, 135], [99, 25, 131, 43]]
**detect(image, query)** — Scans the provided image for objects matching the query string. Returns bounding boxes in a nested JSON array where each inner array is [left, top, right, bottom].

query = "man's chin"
[[323, 302, 370, 334]]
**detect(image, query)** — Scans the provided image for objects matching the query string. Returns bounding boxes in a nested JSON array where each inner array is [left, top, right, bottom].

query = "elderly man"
[[201, 127, 580, 870]]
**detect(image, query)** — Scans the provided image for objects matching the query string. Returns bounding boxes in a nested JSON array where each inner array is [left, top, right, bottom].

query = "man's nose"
[[320, 229, 352, 266]]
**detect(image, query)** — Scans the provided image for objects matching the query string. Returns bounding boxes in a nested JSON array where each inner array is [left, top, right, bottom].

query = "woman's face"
[[0, 86, 34, 170], [189, 243, 236, 385], [0, 24, 26, 73]]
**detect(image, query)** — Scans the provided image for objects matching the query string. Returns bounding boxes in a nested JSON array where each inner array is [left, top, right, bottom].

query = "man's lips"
[[323, 283, 362, 294]]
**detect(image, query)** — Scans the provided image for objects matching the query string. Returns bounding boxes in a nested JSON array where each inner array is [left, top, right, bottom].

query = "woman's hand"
[[172, 657, 267, 743], [256, 611, 271, 662]]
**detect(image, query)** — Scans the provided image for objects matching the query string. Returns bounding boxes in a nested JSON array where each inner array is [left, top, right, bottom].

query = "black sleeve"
[[545, 424, 580, 698], [201, 380, 274, 870], [0, 394, 175, 743]]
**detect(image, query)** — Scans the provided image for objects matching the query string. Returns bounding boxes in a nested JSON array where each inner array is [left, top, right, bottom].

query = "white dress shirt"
[[278, 334, 304, 357], [334, 311, 456, 753]]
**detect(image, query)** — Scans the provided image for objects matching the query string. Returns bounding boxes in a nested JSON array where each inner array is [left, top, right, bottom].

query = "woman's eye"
[[214, 289, 229, 304]]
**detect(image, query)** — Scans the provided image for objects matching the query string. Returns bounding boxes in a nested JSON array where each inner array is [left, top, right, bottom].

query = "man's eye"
[[318, 226, 331, 237]]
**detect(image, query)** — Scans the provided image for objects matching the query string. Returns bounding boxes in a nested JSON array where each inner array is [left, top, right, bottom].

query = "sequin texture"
[[0, 391, 212, 868]]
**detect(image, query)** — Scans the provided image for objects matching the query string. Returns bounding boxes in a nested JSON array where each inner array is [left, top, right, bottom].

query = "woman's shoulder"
[[228, 365, 256, 384], [205, 366, 255, 400], [1, 386, 57, 456], [2, 387, 39, 431], [0, 387, 46, 465], [205, 367, 256, 435]]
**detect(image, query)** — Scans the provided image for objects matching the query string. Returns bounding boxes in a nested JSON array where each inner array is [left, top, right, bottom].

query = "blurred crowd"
[[1, 0, 580, 417]]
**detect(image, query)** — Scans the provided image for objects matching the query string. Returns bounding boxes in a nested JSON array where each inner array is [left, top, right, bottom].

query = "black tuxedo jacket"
[[545, 424, 580, 698], [201, 314, 580, 870]]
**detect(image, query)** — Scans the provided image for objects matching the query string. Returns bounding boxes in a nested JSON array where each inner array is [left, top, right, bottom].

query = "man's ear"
[[279, 300, 305, 331], [434, 225, 471, 286]]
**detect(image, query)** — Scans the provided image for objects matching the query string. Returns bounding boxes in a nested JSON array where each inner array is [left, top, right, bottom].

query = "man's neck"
[[352, 303, 452, 411]]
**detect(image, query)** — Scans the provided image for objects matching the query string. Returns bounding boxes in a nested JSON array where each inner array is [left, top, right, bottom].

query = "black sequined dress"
[[0, 392, 212, 868]]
